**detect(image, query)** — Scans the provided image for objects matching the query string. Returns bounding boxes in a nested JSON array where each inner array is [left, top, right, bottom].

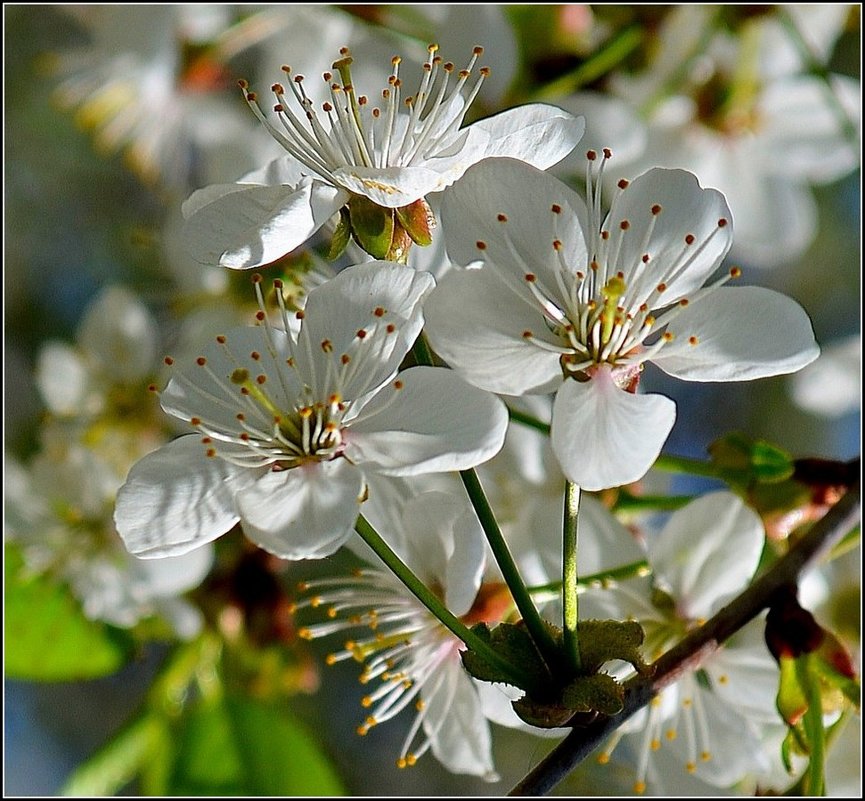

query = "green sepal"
[[395, 198, 435, 247], [561, 672, 625, 715], [326, 207, 352, 261], [348, 195, 394, 259], [460, 621, 551, 694], [577, 619, 652, 677], [511, 697, 580, 729]]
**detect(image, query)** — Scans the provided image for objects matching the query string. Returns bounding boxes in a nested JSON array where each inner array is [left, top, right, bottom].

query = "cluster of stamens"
[[476, 149, 740, 386], [153, 275, 404, 471], [292, 568, 457, 768], [238, 44, 489, 185]]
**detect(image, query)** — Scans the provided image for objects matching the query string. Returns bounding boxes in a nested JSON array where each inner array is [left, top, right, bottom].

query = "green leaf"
[[348, 196, 394, 259], [4, 544, 132, 680], [61, 715, 166, 796], [167, 694, 345, 796]]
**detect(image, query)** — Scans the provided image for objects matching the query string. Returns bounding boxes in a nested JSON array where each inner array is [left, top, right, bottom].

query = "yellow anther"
[[406, 754, 417, 766], [361, 696, 373, 708], [686, 761, 697, 774], [701, 751, 711, 762], [597, 753, 610, 765], [298, 628, 314, 640], [325, 654, 338, 665], [665, 729, 677, 741], [634, 781, 646, 794], [650, 739, 661, 751]]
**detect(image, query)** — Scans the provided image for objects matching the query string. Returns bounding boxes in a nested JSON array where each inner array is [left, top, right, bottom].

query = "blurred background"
[[4, 4, 861, 796]]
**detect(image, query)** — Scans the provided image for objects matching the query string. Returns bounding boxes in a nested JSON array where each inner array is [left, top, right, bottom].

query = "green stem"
[[354, 515, 536, 690], [528, 558, 651, 602], [562, 481, 582, 673], [459, 469, 562, 675], [507, 406, 551, 435], [776, 7, 859, 148], [530, 26, 644, 101], [612, 492, 695, 514], [652, 453, 728, 480], [798, 654, 827, 795]]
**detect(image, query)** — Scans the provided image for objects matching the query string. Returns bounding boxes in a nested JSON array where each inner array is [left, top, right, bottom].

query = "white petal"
[[295, 261, 434, 399], [757, 74, 861, 183], [161, 326, 301, 436], [128, 544, 214, 596], [78, 285, 159, 382], [551, 368, 676, 491], [235, 459, 364, 560], [332, 164, 446, 207], [345, 366, 508, 475], [553, 91, 647, 171], [653, 286, 820, 382], [424, 661, 498, 780], [441, 157, 590, 284], [606, 167, 732, 297], [424, 266, 563, 395], [444, 507, 487, 617], [705, 620, 780, 724], [578, 495, 646, 575], [790, 334, 861, 417], [471, 103, 586, 169], [36, 343, 91, 415], [182, 179, 346, 269], [650, 491, 764, 620], [665, 685, 769, 787], [114, 436, 251, 558]]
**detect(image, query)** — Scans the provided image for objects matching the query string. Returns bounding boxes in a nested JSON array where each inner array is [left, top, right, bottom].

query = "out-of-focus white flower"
[[36, 284, 159, 421], [425, 156, 820, 490], [114, 261, 508, 562], [5, 439, 212, 638], [295, 485, 503, 780], [47, 5, 276, 192], [183, 44, 584, 269], [790, 334, 861, 418], [581, 491, 780, 794], [557, 4, 860, 269]]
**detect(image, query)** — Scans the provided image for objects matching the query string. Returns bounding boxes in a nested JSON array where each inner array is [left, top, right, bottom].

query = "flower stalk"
[[562, 480, 582, 674]]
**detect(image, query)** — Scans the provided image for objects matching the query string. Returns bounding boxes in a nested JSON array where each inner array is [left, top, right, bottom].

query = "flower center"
[[239, 44, 489, 183], [478, 149, 741, 383]]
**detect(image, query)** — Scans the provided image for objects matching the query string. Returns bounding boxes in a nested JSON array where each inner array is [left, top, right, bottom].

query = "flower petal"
[[423, 661, 498, 780], [235, 459, 364, 560], [345, 366, 508, 475], [551, 368, 676, 491], [424, 266, 563, 395], [470, 103, 586, 169], [183, 178, 347, 269], [653, 286, 820, 382], [114, 435, 251, 558], [650, 491, 764, 620], [605, 167, 733, 299], [333, 164, 447, 208], [295, 261, 434, 399], [441, 157, 589, 286], [161, 326, 301, 439]]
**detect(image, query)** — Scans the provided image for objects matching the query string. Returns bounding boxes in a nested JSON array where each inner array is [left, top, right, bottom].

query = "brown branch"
[[510, 476, 861, 796]]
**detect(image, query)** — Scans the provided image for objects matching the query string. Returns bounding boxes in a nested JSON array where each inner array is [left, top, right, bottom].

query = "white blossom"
[[425, 156, 820, 490]]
